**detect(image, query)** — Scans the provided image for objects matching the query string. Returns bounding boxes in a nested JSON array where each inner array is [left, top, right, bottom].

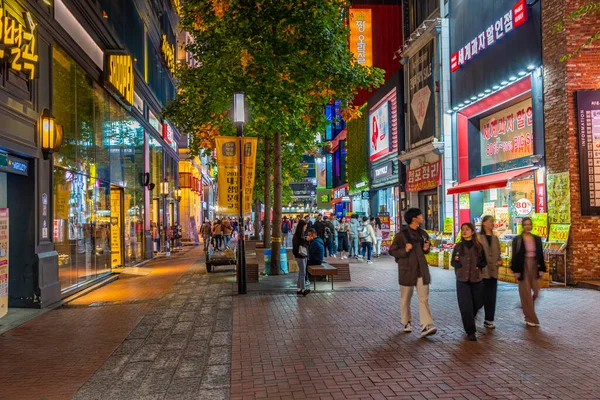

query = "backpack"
[[324, 226, 331, 238], [282, 220, 291, 233], [358, 225, 367, 241]]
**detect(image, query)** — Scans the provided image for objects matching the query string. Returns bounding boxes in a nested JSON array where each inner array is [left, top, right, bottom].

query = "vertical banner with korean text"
[[215, 136, 240, 215], [349, 9, 373, 66], [0, 209, 9, 319], [242, 137, 258, 214]]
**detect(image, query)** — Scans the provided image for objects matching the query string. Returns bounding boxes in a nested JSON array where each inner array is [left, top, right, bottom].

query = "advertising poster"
[[377, 213, 391, 241], [408, 40, 435, 148], [494, 207, 510, 236], [549, 224, 570, 242], [316, 157, 327, 188], [0, 209, 8, 319], [480, 98, 534, 171], [576, 90, 600, 215], [369, 102, 390, 161], [110, 190, 122, 268], [483, 202, 496, 216], [547, 172, 571, 224], [443, 217, 453, 234], [406, 160, 442, 192], [349, 9, 373, 66], [241, 137, 258, 214], [459, 193, 470, 209], [215, 136, 240, 215], [531, 213, 548, 238], [190, 217, 200, 245]]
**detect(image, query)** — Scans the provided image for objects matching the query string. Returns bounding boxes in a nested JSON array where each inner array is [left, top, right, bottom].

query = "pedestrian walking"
[[200, 218, 212, 252], [212, 220, 223, 251], [510, 217, 546, 327], [360, 216, 377, 264], [281, 216, 292, 248], [478, 215, 502, 329], [388, 208, 437, 338], [348, 214, 360, 258], [336, 218, 349, 259], [323, 216, 336, 258], [221, 219, 232, 249], [292, 219, 310, 296], [373, 217, 383, 257], [452, 223, 487, 341]]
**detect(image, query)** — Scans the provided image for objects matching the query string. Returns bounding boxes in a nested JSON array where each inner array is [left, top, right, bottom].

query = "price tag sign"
[[531, 213, 548, 238], [548, 224, 570, 243], [515, 198, 533, 216], [443, 217, 453, 234]]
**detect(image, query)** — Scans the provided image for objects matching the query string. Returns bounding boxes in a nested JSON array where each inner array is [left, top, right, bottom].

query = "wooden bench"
[[326, 261, 351, 282], [307, 264, 338, 291]]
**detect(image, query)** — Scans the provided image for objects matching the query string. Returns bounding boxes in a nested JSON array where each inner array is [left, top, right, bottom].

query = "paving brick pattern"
[[232, 256, 600, 399], [73, 264, 235, 400]]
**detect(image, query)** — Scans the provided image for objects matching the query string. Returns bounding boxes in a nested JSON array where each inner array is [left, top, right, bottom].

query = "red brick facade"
[[542, 0, 600, 282]]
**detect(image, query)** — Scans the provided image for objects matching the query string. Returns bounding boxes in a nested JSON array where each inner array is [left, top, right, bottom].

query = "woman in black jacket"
[[451, 223, 487, 341], [292, 219, 310, 296], [510, 217, 546, 327]]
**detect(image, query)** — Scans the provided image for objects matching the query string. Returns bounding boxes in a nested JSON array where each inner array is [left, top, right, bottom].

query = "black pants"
[[456, 280, 485, 334], [483, 278, 498, 322], [337, 233, 348, 252]]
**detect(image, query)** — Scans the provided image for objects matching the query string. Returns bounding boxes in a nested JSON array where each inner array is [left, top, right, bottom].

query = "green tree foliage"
[[346, 104, 369, 192]]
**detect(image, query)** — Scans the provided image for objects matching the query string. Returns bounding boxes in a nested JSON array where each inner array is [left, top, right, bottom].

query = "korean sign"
[[0, 9, 39, 80], [215, 137, 240, 215], [161, 34, 175, 74], [349, 9, 372, 66], [369, 102, 390, 161], [406, 160, 441, 193], [409, 41, 435, 149], [0, 209, 7, 319], [480, 98, 533, 167], [576, 91, 600, 215], [163, 122, 177, 150], [105, 52, 134, 106], [241, 137, 258, 214], [547, 172, 570, 224], [450, 0, 528, 72]]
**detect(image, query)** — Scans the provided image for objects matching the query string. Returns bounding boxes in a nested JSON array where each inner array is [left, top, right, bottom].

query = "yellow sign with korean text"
[[215, 136, 240, 215], [547, 172, 571, 224], [549, 224, 570, 243], [0, 10, 39, 80], [242, 138, 258, 214], [349, 9, 373, 66], [531, 213, 548, 238], [105, 52, 134, 106], [161, 34, 175, 74], [443, 217, 453, 233], [0, 209, 9, 319]]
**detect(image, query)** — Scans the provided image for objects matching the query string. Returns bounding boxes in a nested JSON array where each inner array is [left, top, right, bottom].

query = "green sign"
[[531, 213, 548, 238], [549, 224, 570, 243], [443, 217, 453, 233]]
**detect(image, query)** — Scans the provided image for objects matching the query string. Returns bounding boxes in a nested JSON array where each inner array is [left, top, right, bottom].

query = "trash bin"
[[264, 248, 288, 274]]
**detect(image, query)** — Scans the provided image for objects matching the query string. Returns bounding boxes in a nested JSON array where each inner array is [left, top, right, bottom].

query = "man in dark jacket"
[[306, 228, 325, 266], [323, 216, 336, 258], [389, 208, 437, 338], [312, 214, 325, 239]]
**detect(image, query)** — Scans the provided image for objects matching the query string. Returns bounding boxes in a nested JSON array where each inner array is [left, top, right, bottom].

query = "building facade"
[[0, 0, 182, 313]]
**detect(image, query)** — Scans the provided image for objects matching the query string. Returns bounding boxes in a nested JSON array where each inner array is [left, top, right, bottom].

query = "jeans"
[[349, 235, 359, 257], [483, 277, 498, 322], [456, 280, 485, 334], [296, 257, 308, 290], [223, 234, 231, 248], [282, 232, 289, 248], [361, 241, 373, 261], [325, 237, 335, 257], [214, 235, 222, 250], [202, 235, 210, 251], [374, 238, 382, 255]]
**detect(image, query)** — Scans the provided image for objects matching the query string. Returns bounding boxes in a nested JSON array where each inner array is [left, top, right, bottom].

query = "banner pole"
[[237, 124, 247, 294]]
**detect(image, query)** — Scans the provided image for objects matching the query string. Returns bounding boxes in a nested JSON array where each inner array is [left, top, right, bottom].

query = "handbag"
[[299, 245, 308, 257]]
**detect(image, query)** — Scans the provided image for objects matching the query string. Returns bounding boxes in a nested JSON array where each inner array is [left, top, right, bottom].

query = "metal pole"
[[237, 122, 247, 294]]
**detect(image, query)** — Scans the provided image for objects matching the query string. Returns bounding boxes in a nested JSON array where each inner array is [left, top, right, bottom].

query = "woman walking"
[[451, 223, 487, 341], [510, 217, 546, 327], [478, 215, 502, 329], [292, 219, 310, 296], [373, 217, 383, 257], [337, 218, 349, 259]]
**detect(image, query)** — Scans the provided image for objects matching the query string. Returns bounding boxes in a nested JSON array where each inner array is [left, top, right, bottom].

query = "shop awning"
[[447, 167, 536, 195]]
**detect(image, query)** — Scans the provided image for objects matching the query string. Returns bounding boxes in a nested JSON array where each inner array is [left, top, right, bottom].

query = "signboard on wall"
[[369, 102, 390, 161], [547, 172, 571, 223], [406, 160, 442, 192], [408, 40, 435, 149], [0, 209, 8, 319], [349, 9, 373, 66], [105, 52, 134, 106], [480, 98, 534, 168], [576, 90, 600, 215], [0, 12, 38, 79]]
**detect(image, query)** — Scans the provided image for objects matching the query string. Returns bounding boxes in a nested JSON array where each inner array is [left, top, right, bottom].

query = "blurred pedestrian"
[[323, 216, 336, 258], [360, 216, 376, 264], [510, 217, 546, 327], [281, 216, 292, 248], [348, 214, 360, 258], [452, 223, 487, 341], [479, 215, 502, 329], [212, 220, 223, 251], [373, 217, 383, 257], [337, 217, 349, 259], [200, 218, 212, 252], [292, 219, 310, 296], [389, 208, 437, 338]]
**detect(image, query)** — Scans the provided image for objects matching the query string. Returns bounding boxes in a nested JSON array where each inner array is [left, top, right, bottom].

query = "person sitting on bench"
[[307, 228, 325, 266]]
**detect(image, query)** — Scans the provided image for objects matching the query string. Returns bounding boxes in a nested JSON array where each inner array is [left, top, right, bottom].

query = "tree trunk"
[[253, 198, 261, 240], [263, 136, 272, 248], [270, 131, 282, 275]]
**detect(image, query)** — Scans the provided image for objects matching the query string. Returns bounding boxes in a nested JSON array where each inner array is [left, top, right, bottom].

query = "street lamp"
[[234, 93, 246, 294], [40, 109, 64, 160]]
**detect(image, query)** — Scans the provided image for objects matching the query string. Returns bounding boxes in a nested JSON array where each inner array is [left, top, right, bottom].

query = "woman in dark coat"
[[510, 217, 546, 327], [292, 219, 310, 296], [451, 223, 487, 341]]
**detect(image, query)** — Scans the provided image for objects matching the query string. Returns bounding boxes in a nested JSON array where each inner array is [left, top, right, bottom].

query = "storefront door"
[[420, 190, 439, 231], [110, 186, 124, 269]]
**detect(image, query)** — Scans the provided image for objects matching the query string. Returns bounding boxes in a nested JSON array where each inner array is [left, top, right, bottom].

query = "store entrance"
[[420, 190, 439, 231], [110, 186, 123, 269]]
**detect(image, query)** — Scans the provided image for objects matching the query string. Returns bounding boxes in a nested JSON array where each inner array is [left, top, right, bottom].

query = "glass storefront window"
[[482, 173, 535, 235]]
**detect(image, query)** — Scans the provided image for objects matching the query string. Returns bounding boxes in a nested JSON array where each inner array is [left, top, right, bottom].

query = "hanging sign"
[[105, 52, 134, 106], [535, 168, 546, 213], [242, 137, 258, 214], [406, 160, 442, 192], [161, 34, 175, 74], [369, 102, 390, 161], [0, 209, 8, 319], [450, 0, 528, 72], [349, 9, 372, 66], [0, 10, 39, 79], [215, 136, 240, 215], [409, 40, 435, 148]]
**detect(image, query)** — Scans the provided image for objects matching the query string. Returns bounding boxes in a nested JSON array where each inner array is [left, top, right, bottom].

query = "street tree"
[[165, 0, 384, 274]]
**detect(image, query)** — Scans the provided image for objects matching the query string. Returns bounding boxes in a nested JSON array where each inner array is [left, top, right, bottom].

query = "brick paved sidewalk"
[[232, 258, 600, 399]]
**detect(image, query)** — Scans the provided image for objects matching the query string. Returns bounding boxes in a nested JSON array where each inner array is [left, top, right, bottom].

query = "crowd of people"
[[389, 208, 546, 341], [199, 217, 240, 252]]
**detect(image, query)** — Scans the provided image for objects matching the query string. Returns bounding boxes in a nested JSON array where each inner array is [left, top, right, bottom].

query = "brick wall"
[[542, 0, 600, 282]]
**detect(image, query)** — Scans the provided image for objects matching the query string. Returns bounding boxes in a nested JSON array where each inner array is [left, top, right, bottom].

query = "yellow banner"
[[215, 136, 241, 215], [242, 138, 258, 214], [349, 9, 373, 66]]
